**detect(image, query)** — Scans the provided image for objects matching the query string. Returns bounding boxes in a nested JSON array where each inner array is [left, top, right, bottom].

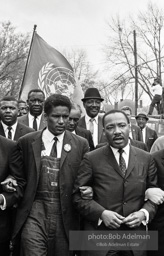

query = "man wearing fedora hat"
[[78, 88, 106, 147], [136, 112, 158, 151]]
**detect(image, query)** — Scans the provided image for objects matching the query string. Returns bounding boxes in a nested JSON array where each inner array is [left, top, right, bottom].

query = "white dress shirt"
[[41, 128, 64, 158], [141, 127, 146, 143], [28, 112, 42, 130], [110, 143, 130, 168], [85, 114, 98, 147], [1, 121, 18, 140]]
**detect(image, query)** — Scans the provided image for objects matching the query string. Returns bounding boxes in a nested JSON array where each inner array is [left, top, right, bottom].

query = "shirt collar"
[[141, 126, 146, 131], [85, 114, 98, 124], [43, 128, 65, 143], [28, 112, 42, 121], [110, 142, 130, 157], [1, 121, 18, 132]]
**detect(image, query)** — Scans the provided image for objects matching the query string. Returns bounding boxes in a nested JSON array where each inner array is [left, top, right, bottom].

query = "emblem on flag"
[[38, 62, 75, 98]]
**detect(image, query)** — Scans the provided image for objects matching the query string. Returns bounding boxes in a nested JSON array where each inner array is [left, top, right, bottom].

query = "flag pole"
[[19, 24, 37, 99]]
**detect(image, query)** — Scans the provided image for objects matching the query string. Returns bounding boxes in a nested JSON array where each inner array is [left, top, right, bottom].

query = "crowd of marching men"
[[0, 87, 164, 256]]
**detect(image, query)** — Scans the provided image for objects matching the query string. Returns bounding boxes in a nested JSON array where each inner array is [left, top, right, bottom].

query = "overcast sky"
[[1, 0, 164, 76]]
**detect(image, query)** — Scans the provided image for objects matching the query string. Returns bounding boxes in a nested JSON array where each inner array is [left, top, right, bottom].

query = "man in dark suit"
[[18, 89, 47, 130], [0, 96, 34, 141], [0, 136, 25, 256], [121, 106, 142, 141], [73, 109, 158, 256], [78, 88, 106, 147], [11, 94, 89, 256], [136, 112, 158, 151], [145, 149, 164, 256], [66, 103, 94, 151]]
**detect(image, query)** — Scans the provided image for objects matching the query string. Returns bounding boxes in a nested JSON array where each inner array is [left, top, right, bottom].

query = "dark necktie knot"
[[53, 137, 58, 143], [90, 118, 95, 122], [118, 148, 124, 155], [7, 126, 12, 131]]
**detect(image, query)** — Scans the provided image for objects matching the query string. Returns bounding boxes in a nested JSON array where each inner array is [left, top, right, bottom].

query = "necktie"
[[33, 116, 37, 131], [89, 118, 95, 135], [50, 137, 58, 158], [7, 126, 12, 140], [118, 148, 126, 176]]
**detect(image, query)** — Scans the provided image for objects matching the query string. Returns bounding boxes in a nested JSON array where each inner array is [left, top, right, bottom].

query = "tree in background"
[[63, 48, 98, 91], [0, 21, 29, 98], [103, 2, 164, 104]]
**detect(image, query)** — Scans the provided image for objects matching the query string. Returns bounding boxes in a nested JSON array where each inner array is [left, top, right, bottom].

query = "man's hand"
[[79, 186, 93, 199], [145, 188, 164, 205], [123, 211, 145, 228], [1, 176, 17, 193], [101, 210, 125, 229]]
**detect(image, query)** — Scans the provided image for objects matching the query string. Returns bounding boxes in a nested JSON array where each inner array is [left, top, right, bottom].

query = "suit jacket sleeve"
[[141, 154, 158, 222], [73, 153, 105, 222], [2, 143, 26, 208]]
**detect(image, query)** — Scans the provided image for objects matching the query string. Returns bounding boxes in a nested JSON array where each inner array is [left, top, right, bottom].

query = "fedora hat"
[[135, 112, 149, 121], [81, 88, 104, 102]]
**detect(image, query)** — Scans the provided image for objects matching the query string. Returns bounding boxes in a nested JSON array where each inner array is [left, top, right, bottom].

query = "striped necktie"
[[118, 148, 126, 176]]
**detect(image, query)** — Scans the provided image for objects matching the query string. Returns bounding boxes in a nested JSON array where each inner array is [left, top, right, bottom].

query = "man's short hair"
[[71, 103, 82, 114], [27, 89, 45, 100], [121, 106, 132, 115], [102, 109, 130, 127], [0, 96, 18, 104], [44, 94, 72, 115], [18, 99, 26, 104]]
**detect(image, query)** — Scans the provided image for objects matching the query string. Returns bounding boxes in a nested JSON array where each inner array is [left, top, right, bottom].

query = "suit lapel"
[[24, 114, 29, 126], [60, 131, 72, 169], [31, 131, 42, 183], [125, 145, 136, 179], [14, 123, 22, 141], [104, 145, 124, 178], [145, 126, 149, 143], [78, 116, 86, 129], [98, 115, 103, 143], [0, 123, 6, 137], [39, 114, 47, 130], [75, 126, 81, 136]]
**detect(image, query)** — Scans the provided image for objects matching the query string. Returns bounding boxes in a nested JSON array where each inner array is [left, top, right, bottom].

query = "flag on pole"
[[19, 31, 76, 101]]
